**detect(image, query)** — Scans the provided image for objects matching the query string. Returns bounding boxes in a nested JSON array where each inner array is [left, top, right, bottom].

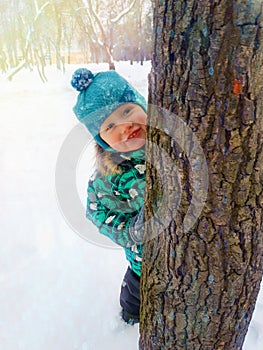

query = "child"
[[71, 68, 147, 325]]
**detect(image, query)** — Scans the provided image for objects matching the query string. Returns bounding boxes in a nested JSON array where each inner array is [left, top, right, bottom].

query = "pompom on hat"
[[71, 68, 147, 151]]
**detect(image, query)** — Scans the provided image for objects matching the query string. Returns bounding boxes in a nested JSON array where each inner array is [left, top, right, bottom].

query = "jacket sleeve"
[[86, 170, 145, 248]]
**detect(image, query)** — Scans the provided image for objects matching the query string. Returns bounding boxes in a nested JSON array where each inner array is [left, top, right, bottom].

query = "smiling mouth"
[[127, 129, 140, 140]]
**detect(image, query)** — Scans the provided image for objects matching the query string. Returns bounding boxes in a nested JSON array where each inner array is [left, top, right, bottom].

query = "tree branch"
[[111, 0, 137, 23]]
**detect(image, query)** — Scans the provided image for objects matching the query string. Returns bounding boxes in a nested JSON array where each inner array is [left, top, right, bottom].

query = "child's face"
[[99, 103, 147, 152]]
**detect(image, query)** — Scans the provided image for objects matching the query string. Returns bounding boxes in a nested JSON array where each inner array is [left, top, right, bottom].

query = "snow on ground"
[[0, 61, 262, 349]]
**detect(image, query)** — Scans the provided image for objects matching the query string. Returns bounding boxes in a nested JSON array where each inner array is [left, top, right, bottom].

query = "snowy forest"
[[0, 0, 153, 80]]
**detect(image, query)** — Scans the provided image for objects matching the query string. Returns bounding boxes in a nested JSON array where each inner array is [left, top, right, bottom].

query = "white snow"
[[0, 61, 262, 349]]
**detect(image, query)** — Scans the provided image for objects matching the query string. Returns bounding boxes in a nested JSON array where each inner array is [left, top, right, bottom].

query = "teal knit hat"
[[71, 68, 147, 151]]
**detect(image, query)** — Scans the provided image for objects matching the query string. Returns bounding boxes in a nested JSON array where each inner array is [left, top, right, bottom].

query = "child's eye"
[[106, 122, 115, 131], [122, 108, 131, 117]]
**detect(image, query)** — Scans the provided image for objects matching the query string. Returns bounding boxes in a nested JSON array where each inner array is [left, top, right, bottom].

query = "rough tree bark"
[[140, 1, 263, 349]]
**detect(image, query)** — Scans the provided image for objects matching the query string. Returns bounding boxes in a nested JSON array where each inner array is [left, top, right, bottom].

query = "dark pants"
[[120, 267, 140, 322]]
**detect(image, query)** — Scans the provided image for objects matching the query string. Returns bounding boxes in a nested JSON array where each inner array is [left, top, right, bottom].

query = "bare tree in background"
[[0, 0, 152, 78], [76, 0, 137, 69]]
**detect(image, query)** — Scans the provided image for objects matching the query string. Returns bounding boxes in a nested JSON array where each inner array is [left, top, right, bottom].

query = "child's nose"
[[119, 121, 133, 133]]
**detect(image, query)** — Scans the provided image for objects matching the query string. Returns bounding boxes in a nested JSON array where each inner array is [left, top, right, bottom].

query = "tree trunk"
[[140, 1, 263, 349]]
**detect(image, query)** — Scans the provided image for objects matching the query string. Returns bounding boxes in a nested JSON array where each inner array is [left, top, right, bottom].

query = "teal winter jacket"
[[86, 147, 145, 276]]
